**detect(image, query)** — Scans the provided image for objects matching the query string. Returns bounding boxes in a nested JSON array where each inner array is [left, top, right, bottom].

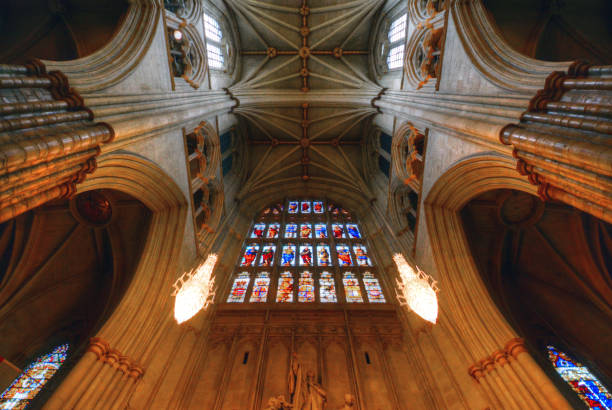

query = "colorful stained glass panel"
[[317, 245, 331, 266], [315, 224, 328, 238], [346, 224, 361, 238], [363, 272, 385, 303], [251, 223, 265, 238], [353, 245, 372, 266], [0, 344, 69, 409], [343, 272, 363, 303], [249, 272, 270, 302], [288, 201, 299, 214], [319, 272, 337, 302], [299, 245, 313, 266], [259, 245, 276, 267], [240, 244, 259, 267], [300, 223, 312, 238], [313, 201, 324, 213], [281, 245, 297, 266], [285, 223, 298, 238], [227, 272, 250, 302], [301, 201, 311, 213], [332, 224, 345, 238], [276, 271, 294, 302], [298, 271, 315, 302], [336, 244, 352, 266], [266, 223, 280, 238], [547, 346, 612, 409]]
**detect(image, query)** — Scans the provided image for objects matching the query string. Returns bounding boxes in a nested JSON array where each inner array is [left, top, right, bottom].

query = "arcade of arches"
[[0, 1, 610, 409]]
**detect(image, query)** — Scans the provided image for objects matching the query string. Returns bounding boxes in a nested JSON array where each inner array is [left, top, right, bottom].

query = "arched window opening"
[[227, 199, 387, 305], [204, 13, 225, 70], [0, 344, 69, 408], [387, 14, 407, 70], [547, 346, 612, 409]]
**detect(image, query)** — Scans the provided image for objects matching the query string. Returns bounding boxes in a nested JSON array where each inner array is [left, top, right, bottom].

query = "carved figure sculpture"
[[264, 395, 293, 410], [338, 394, 355, 409], [304, 370, 327, 410]]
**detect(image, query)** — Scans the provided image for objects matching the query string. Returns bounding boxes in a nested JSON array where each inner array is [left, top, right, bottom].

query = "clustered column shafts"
[[500, 61, 612, 224], [0, 60, 115, 223]]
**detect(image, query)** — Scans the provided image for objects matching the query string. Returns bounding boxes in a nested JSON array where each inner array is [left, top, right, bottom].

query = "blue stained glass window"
[[0, 344, 69, 409], [222, 155, 233, 176], [547, 346, 612, 409], [220, 131, 232, 153], [378, 155, 390, 177], [380, 132, 392, 154]]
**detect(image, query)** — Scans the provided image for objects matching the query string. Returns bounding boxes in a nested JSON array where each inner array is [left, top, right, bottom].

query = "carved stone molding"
[[0, 61, 115, 223], [405, 25, 444, 90], [87, 337, 144, 380], [500, 61, 612, 223], [467, 338, 527, 382]]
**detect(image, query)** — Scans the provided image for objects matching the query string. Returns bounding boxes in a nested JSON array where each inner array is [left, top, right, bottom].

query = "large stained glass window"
[[226, 199, 387, 304], [0, 344, 69, 409], [547, 346, 612, 409]]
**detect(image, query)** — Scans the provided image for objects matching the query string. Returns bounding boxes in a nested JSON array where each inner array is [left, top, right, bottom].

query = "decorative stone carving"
[[408, 26, 443, 90], [287, 353, 327, 410]]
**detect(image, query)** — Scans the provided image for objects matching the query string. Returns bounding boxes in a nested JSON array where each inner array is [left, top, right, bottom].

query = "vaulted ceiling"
[[225, 0, 389, 201]]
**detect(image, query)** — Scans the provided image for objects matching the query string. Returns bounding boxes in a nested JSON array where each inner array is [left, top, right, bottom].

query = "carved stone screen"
[[227, 199, 386, 304]]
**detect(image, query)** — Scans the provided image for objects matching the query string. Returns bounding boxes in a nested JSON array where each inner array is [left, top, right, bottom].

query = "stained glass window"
[[313, 201, 324, 213], [281, 244, 297, 266], [266, 223, 280, 238], [241, 244, 259, 267], [299, 245, 313, 267], [315, 223, 328, 238], [353, 245, 371, 266], [227, 272, 250, 302], [285, 223, 298, 238], [0, 344, 69, 410], [300, 223, 312, 238], [277, 271, 294, 302], [336, 245, 352, 266], [547, 346, 612, 409], [363, 272, 386, 303], [332, 224, 345, 238], [251, 223, 265, 238], [343, 272, 363, 303], [298, 271, 315, 302], [319, 271, 337, 302], [317, 245, 331, 266], [259, 245, 276, 267], [346, 224, 361, 239], [229, 199, 385, 304], [250, 272, 270, 302]]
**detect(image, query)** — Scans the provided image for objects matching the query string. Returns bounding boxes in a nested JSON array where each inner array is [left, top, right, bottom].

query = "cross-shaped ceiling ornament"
[[249, 103, 361, 181]]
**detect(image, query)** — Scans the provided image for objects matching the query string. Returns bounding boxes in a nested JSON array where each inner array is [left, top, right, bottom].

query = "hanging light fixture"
[[393, 253, 439, 324], [173, 254, 217, 324]]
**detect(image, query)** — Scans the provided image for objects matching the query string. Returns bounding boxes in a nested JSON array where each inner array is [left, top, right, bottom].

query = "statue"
[[304, 370, 327, 410], [286, 352, 328, 410], [338, 394, 355, 409], [264, 395, 293, 410]]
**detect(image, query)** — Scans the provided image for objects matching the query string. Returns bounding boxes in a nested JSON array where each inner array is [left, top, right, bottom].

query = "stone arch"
[[391, 122, 425, 189], [43, 4, 160, 93], [424, 152, 571, 408], [0, 0, 129, 65], [45, 151, 189, 408], [451, 0, 571, 92]]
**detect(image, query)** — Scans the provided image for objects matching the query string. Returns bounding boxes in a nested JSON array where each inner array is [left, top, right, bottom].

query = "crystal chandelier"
[[393, 253, 439, 324], [173, 254, 218, 324]]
